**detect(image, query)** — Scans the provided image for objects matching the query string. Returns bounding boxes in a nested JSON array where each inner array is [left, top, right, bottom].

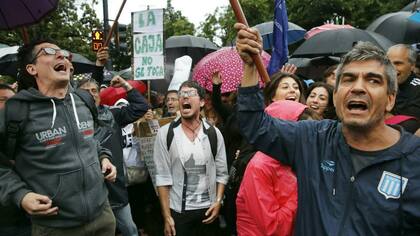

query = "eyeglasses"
[[178, 90, 199, 98], [31, 47, 73, 63], [166, 97, 178, 102]]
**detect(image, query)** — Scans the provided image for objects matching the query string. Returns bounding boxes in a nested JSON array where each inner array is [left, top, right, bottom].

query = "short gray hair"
[[336, 41, 397, 95], [388, 44, 417, 65]]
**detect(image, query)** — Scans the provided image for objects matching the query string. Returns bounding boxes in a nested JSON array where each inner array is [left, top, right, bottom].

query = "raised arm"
[[109, 76, 150, 127]]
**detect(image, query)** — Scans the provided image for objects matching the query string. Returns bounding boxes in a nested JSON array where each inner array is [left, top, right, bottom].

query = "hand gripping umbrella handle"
[[229, 0, 271, 83]]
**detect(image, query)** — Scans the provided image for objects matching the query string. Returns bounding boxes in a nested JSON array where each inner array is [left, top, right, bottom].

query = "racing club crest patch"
[[377, 171, 408, 199]]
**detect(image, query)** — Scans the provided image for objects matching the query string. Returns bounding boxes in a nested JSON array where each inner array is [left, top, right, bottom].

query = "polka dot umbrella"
[[192, 47, 271, 93]]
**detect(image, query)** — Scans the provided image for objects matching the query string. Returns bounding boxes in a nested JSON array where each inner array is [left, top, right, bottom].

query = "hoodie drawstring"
[[50, 99, 57, 128], [69, 93, 80, 128]]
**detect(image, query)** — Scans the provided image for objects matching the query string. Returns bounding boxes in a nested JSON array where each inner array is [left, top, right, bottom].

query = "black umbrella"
[[367, 11, 420, 44], [0, 46, 96, 77], [253, 21, 306, 49], [0, 0, 58, 30], [288, 56, 340, 81], [165, 35, 218, 68], [291, 28, 394, 58]]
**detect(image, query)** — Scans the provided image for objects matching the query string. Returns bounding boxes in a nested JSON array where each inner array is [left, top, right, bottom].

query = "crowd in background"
[[0, 26, 420, 236]]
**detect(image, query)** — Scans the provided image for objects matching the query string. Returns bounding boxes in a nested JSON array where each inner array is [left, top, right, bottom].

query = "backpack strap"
[[74, 89, 98, 125], [166, 118, 218, 159], [202, 120, 218, 159], [4, 99, 29, 159], [166, 118, 182, 152]]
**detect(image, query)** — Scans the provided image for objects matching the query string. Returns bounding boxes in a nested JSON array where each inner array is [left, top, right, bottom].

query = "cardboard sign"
[[132, 9, 164, 33], [134, 117, 174, 188]]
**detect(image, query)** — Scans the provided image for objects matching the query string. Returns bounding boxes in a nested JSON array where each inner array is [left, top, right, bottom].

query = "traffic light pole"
[[102, 0, 112, 70]]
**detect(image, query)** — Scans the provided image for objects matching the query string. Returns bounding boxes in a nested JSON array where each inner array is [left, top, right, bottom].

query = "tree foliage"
[[0, 0, 101, 61], [287, 0, 413, 30], [164, 0, 195, 40], [198, 0, 412, 46]]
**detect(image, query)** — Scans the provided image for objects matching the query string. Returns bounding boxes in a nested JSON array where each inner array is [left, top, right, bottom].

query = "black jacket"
[[96, 89, 149, 209], [394, 73, 420, 118]]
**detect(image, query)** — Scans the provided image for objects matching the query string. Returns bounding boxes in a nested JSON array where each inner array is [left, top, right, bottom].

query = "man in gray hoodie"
[[0, 39, 117, 236]]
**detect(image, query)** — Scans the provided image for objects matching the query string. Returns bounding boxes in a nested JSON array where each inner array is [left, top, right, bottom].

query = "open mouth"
[[347, 101, 368, 111], [310, 104, 319, 110], [54, 63, 67, 72], [285, 96, 297, 101], [182, 104, 191, 109]]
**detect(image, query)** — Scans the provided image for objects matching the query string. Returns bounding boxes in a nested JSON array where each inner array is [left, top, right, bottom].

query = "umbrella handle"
[[229, 0, 271, 83], [104, 0, 128, 47]]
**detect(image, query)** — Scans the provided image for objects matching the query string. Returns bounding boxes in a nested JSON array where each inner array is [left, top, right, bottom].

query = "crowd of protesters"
[[1, 21, 420, 236]]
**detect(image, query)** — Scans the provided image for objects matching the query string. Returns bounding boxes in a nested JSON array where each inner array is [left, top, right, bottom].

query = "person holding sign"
[[152, 81, 228, 236]]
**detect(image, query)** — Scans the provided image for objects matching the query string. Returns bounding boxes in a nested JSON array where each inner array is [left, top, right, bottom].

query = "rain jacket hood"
[[236, 100, 303, 236]]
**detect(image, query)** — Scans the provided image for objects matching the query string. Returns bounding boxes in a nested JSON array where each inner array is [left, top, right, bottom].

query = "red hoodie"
[[236, 100, 305, 236]]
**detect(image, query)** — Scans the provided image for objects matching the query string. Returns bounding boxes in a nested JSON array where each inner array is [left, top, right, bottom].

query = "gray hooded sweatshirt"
[[0, 87, 111, 228]]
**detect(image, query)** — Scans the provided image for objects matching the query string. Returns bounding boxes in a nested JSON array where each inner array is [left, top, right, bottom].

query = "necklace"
[[182, 120, 201, 141]]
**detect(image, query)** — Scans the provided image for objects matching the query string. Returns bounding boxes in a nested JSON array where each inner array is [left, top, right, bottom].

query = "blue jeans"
[[113, 204, 138, 236]]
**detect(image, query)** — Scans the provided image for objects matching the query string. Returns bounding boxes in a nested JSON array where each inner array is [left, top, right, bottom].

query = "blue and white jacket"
[[237, 85, 420, 236]]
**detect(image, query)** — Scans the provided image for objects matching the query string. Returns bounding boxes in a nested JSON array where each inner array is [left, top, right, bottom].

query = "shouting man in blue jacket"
[[235, 23, 420, 235]]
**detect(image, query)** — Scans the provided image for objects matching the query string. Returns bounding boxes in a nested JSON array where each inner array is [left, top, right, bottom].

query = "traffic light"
[[92, 30, 104, 52], [115, 23, 128, 50]]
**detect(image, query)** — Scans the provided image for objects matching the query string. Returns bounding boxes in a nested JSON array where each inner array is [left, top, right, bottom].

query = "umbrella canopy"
[[192, 47, 270, 93], [291, 28, 395, 58], [253, 21, 306, 49], [305, 24, 354, 39], [166, 35, 218, 49], [401, 1, 420, 11], [0, 0, 58, 30], [100, 80, 147, 106], [0, 46, 96, 77], [288, 56, 340, 81], [367, 11, 420, 44], [165, 35, 218, 74]]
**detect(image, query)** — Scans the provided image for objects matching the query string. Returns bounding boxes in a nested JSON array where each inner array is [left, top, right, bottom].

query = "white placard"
[[133, 9, 164, 33], [133, 32, 163, 56], [134, 56, 164, 80]]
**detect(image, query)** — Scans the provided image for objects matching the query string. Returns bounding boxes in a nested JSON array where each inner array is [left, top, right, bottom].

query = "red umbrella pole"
[[229, 0, 270, 83], [104, 0, 128, 47], [21, 27, 29, 44]]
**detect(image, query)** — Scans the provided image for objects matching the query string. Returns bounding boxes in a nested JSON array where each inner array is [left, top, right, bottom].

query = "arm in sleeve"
[[96, 138, 112, 162], [211, 83, 232, 122], [215, 128, 229, 185], [0, 109, 32, 207], [239, 158, 296, 236], [153, 126, 173, 186], [111, 89, 150, 127], [236, 85, 301, 167], [92, 65, 104, 85]]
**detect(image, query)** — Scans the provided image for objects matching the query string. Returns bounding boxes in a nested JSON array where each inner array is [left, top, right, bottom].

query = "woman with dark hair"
[[306, 82, 336, 119], [236, 100, 320, 236], [263, 72, 305, 106]]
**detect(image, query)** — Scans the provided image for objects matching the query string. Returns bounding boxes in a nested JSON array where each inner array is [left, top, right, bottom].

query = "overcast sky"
[[93, 0, 229, 29]]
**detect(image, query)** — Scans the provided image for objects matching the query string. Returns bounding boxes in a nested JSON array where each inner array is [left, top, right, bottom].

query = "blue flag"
[[267, 0, 289, 76]]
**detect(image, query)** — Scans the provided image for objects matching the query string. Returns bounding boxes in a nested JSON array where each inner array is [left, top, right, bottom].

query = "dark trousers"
[[171, 209, 217, 236], [31, 203, 116, 236]]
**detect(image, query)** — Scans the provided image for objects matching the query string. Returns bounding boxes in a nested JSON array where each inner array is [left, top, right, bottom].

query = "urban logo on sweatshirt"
[[35, 126, 67, 149]]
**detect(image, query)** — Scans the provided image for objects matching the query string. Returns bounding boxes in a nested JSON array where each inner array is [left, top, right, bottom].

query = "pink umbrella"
[[304, 24, 354, 39], [192, 47, 271, 93]]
